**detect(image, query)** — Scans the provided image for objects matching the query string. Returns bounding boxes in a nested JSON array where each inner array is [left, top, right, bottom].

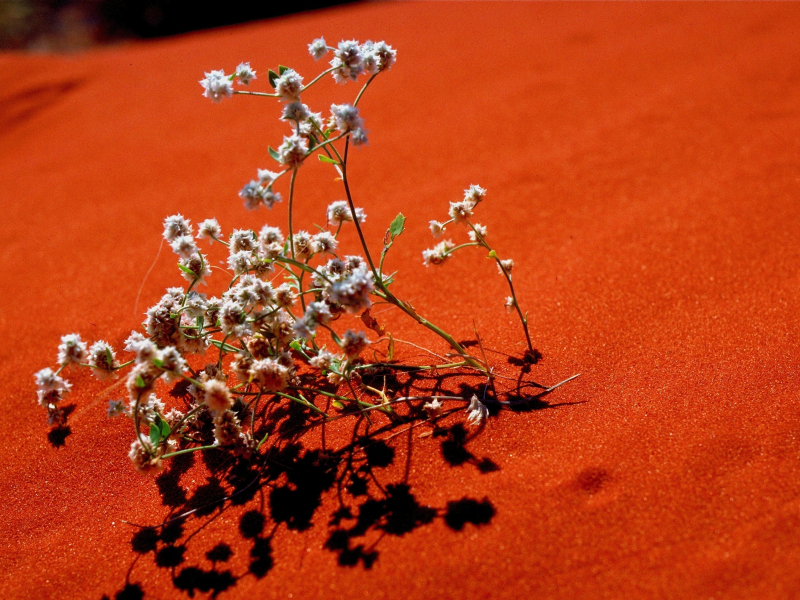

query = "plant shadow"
[[103, 349, 576, 599]]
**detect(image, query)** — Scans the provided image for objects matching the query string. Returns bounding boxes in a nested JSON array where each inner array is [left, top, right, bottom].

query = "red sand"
[[2, 2, 800, 598]]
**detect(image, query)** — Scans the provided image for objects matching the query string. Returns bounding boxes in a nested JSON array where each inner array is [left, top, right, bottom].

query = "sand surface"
[[2, 2, 800, 598]]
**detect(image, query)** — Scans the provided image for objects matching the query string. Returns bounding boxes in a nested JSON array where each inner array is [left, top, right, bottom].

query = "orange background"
[[2, 2, 800, 598]]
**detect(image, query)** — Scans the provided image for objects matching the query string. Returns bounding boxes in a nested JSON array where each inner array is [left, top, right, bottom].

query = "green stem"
[[162, 444, 219, 459]]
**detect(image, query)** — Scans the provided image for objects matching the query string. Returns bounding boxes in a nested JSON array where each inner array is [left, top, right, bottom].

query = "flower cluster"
[[35, 37, 559, 476]]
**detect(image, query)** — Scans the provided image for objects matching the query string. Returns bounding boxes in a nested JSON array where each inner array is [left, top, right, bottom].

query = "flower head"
[[57, 333, 87, 366], [277, 134, 308, 168], [35, 367, 71, 394], [202, 379, 232, 413], [498, 259, 514, 274], [464, 184, 487, 207], [163, 214, 192, 243], [274, 69, 304, 102], [129, 439, 163, 475], [468, 223, 487, 242], [327, 200, 365, 225], [87, 341, 117, 379], [330, 40, 364, 83], [249, 358, 290, 391], [429, 220, 445, 239], [197, 218, 221, 240], [200, 69, 233, 103], [422, 240, 455, 266], [282, 101, 310, 123], [235, 62, 256, 85], [330, 103, 364, 134], [466, 394, 489, 426], [448, 200, 473, 224], [341, 329, 369, 359], [308, 37, 328, 60]]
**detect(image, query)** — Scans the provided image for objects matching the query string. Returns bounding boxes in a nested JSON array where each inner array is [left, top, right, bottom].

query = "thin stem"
[[303, 66, 336, 91], [233, 90, 277, 97], [162, 444, 219, 459]]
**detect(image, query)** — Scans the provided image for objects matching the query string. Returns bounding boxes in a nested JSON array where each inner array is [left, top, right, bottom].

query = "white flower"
[[497, 259, 514, 274], [87, 340, 117, 379], [163, 214, 192, 242], [219, 299, 251, 337], [107, 399, 126, 417], [155, 346, 186, 381], [422, 240, 455, 266], [351, 128, 368, 146], [183, 291, 208, 318], [330, 103, 364, 134], [274, 283, 296, 308], [129, 439, 163, 475], [259, 225, 283, 246], [230, 229, 257, 253], [129, 336, 157, 365], [277, 134, 308, 168], [464, 184, 487, 206], [179, 253, 210, 285], [202, 379, 232, 413], [197, 218, 221, 240], [35, 367, 71, 394], [371, 41, 397, 72], [312, 231, 338, 255], [235, 62, 256, 85], [468, 223, 487, 242], [465, 394, 489, 426], [257, 169, 280, 185], [291, 230, 314, 261], [249, 358, 290, 391], [57, 333, 87, 366], [170, 235, 198, 260], [448, 200, 473, 224], [308, 37, 328, 60], [326, 264, 374, 313], [423, 398, 443, 419], [309, 349, 336, 370], [327, 200, 365, 225], [504, 296, 515, 312], [274, 69, 304, 102], [341, 329, 369, 359], [200, 69, 233, 103], [228, 250, 253, 275], [330, 40, 364, 83], [282, 101, 310, 122], [429, 220, 445, 239]]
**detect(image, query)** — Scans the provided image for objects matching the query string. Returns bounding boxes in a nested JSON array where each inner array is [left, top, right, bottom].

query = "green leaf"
[[268, 146, 280, 161], [105, 347, 114, 368], [331, 399, 345, 410], [152, 358, 164, 369], [487, 250, 497, 259], [278, 65, 289, 75], [157, 414, 170, 439], [307, 136, 316, 152], [289, 340, 304, 352], [388, 213, 405, 241], [268, 69, 279, 88], [150, 422, 161, 446], [177, 263, 195, 277], [318, 154, 338, 164], [135, 374, 146, 389]]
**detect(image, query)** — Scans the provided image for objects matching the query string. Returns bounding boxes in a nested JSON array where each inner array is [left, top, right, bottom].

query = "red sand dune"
[[2, 2, 800, 598]]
